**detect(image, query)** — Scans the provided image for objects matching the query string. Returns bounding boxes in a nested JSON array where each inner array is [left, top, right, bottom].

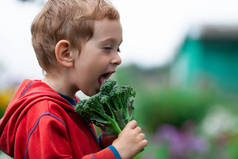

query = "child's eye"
[[103, 45, 120, 53], [104, 47, 113, 50], [117, 48, 121, 53]]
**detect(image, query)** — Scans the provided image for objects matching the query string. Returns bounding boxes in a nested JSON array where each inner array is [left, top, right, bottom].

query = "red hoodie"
[[0, 79, 121, 159]]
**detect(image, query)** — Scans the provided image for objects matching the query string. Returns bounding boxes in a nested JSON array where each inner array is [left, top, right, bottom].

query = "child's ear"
[[55, 40, 74, 68]]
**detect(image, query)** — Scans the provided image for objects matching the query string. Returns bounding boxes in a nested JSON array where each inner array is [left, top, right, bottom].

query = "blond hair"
[[31, 0, 120, 72]]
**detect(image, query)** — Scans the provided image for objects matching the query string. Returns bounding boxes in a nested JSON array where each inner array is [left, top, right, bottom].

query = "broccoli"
[[75, 79, 136, 135]]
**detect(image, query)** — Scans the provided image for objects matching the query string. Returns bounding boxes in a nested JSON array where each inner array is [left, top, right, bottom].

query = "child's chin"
[[86, 89, 100, 97], [94, 89, 100, 95]]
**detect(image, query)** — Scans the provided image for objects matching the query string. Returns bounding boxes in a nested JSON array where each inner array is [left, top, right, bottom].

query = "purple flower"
[[153, 124, 209, 159]]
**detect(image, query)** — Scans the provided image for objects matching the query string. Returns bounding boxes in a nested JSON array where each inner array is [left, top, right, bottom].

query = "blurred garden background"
[[2, 0, 238, 159]]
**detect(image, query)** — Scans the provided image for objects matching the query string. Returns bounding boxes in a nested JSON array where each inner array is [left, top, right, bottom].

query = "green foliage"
[[0, 109, 4, 118], [135, 87, 216, 133], [155, 146, 169, 159], [0, 88, 15, 118], [75, 79, 136, 135], [224, 134, 238, 159]]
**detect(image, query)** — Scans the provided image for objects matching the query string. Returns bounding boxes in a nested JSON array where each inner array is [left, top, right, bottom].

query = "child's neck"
[[42, 73, 77, 98]]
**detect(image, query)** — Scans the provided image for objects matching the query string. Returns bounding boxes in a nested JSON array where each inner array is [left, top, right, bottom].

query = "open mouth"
[[98, 71, 114, 87]]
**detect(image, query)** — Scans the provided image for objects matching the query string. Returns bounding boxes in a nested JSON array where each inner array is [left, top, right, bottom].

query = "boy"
[[0, 0, 148, 159]]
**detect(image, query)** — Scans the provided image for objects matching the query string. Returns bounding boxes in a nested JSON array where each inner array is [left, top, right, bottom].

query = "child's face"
[[74, 18, 122, 96]]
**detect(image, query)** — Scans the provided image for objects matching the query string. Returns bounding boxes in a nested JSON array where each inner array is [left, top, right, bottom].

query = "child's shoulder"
[[17, 79, 74, 118]]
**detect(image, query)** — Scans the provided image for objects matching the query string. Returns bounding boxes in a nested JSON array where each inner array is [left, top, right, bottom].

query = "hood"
[[0, 79, 74, 156]]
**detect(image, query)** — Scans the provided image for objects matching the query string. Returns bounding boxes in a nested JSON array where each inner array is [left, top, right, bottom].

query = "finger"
[[135, 126, 142, 134], [138, 139, 148, 153], [126, 120, 137, 129], [137, 133, 145, 140], [141, 139, 148, 147]]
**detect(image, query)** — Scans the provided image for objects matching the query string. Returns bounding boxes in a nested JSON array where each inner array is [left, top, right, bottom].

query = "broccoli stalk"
[[75, 79, 136, 135], [109, 86, 136, 130]]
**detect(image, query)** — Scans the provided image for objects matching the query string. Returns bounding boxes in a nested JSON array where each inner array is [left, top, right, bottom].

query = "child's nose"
[[111, 53, 122, 66]]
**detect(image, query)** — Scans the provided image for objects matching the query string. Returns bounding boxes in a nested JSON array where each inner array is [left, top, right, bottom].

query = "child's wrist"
[[112, 142, 128, 159], [108, 145, 122, 159]]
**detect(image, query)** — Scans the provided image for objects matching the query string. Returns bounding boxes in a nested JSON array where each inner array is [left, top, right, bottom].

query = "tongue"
[[98, 76, 106, 87]]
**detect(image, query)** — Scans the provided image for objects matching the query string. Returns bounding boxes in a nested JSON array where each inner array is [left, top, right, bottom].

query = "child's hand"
[[112, 120, 148, 159]]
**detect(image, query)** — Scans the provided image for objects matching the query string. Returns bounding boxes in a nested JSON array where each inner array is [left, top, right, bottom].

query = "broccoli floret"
[[75, 79, 136, 135], [75, 93, 121, 134], [99, 79, 116, 95]]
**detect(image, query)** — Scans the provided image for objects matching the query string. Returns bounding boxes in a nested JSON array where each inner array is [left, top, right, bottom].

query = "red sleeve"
[[82, 148, 116, 159], [27, 114, 117, 159]]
